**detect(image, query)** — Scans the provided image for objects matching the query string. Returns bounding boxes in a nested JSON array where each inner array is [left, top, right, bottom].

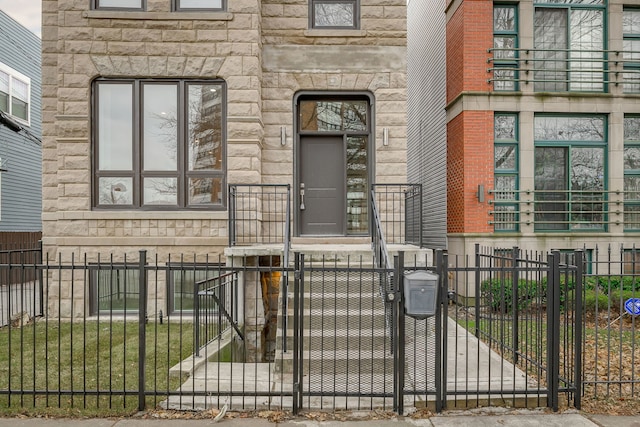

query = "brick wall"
[[447, 111, 493, 233]]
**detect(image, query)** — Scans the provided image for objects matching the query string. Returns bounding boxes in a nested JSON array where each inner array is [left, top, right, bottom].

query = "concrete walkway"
[[0, 411, 637, 427]]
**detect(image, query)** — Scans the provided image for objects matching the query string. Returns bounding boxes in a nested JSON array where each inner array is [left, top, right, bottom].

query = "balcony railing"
[[489, 189, 640, 231], [487, 48, 640, 92]]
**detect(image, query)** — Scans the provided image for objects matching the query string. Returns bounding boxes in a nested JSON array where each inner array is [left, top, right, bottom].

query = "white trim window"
[[174, 0, 225, 11], [0, 62, 31, 124]]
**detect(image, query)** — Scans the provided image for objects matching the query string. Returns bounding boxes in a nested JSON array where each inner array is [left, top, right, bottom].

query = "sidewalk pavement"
[[0, 411, 637, 427]]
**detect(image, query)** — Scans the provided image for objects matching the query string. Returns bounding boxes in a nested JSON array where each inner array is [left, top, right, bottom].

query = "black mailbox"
[[403, 270, 439, 319]]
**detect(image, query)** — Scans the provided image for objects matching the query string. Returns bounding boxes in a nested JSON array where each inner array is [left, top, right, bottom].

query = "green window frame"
[[92, 78, 226, 210], [623, 115, 640, 230], [494, 113, 519, 231], [623, 8, 640, 93], [0, 62, 30, 124], [533, 0, 607, 93], [533, 115, 607, 231], [493, 4, 519, 91]]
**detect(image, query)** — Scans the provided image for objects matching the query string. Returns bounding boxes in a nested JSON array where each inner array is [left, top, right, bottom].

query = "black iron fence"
[[0, 245, 636, 415], [372, 184, 422, 247]]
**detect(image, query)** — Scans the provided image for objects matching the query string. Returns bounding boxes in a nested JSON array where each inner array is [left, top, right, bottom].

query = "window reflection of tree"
[[314, 2, 354, 27]]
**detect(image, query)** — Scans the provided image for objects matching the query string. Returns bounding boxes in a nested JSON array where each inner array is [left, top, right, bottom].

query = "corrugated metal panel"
[[0, 11, 42, 232], [407, 0, 447, 249]]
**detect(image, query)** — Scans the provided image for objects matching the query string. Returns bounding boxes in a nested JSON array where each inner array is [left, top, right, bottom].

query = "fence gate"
[[291, 248, 583, 414]]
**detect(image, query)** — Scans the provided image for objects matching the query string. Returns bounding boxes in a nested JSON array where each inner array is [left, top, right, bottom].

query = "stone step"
[[275, 327, 391, 352]]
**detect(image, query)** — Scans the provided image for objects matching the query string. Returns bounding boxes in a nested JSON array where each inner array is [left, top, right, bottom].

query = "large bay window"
[[624, 115, 640, 230], [534, 115, 606, 231], [93, 79, 226, 209]]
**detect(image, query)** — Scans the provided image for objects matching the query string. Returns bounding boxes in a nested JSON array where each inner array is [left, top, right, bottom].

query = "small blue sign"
[[624, 298, 640, 316]]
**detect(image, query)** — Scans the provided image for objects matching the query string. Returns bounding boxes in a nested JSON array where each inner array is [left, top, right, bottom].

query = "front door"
[[295, 94, 372, 237], [299, 136, 345, 235]]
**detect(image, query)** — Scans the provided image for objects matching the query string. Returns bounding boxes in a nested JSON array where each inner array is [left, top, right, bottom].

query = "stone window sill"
[[84, 10, 233, 21], [304, 29, 367, 37]]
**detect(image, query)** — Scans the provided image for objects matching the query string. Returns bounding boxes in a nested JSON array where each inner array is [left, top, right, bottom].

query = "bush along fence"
[[0, 245, 636, 415]]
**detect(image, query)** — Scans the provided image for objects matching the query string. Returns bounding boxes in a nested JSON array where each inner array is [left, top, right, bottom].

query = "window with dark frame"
[[169, 264, 225, 314], [93, 79, 226, 209], [173, 0, 225, 11], [92, 0, 145, 10], [493, 113, 519, 231], [623, 8, 640, 92], [89, 266, 140, 315], [310, 0, 359, 29]]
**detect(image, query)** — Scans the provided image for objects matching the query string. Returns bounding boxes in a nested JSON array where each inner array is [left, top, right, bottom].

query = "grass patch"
[[0, 319, 195, 417]]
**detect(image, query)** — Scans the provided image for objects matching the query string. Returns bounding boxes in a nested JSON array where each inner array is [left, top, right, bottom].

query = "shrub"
[[480, 278, 542, 313]]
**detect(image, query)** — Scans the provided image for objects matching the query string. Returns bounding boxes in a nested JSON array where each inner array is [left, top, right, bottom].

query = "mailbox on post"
[[403, 270, 439, 319]]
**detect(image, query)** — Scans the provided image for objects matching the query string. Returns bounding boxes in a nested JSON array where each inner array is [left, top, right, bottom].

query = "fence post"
[[547, 250, 560, 411], [37, 240, 44, 317], [292, 253, 303, 414], [435, 249, 446, 413], [574, 249, 584, 409], [194, 267, 201, 357], [512, 247, 519, 364], [138, 250, 147, 411], [394, 253, 405, 414], [474, 244, 481, 339]]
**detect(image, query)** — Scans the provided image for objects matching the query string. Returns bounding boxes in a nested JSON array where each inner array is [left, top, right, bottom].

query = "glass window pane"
[[571, 147, 604, 191], [625, 176, 640, 200], [189, 177, 223, 205], [11, 78, 28, 101], [98, 83, 133, 171], [534, 116, 605, 141], [494, 36, 516, 59], [347, 136, 368, 235], [143, 84, 177, 171], [534, 8, 568, 92], [11, 98, 27, 121], [314, 2, 355, 27], [144, 177, 178, 205], [300, 100, 367, 132], [494, 175, 516, 200], [624, 9, 640, 34], [494, 6, 515, 31], [535, 147, 568, 230], [188, 84, 223, 171], [625, 147, 640, 170], [96, 269, 139, 313], [569, 9, 603, 91], [495, 114, 516, 140], [178, 0, 223, 8], [624, 116, 640, 141], [98, 177, 133, 205], [624, 205, 640, 230], [0, 92, 7, 113], [0, 71, 8, 93], [494, 205, 518, 231], [172, 268, 222, 312], [495, 146, 517, 170], [96, 0, 143, 8], [535, 0, 603, 4]]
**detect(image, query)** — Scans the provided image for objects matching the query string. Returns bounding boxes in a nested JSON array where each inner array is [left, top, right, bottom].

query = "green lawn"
[[0, 320, 195, 417]]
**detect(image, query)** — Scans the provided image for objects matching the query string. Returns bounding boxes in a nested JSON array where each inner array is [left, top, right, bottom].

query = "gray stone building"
[[41, 0, 407, 261]]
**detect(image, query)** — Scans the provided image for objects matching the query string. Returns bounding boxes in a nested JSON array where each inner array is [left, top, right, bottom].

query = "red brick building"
[[409, 0, 640, 263]]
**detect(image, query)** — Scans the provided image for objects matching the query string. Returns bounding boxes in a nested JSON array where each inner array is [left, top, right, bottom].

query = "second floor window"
[[0, 62, 30, 124], [493, 5, 518, 91], [533, 0, 605, 92], [310, 0, 359, 29], [623, 8, 640, 93], [93, 79, 226, 210]]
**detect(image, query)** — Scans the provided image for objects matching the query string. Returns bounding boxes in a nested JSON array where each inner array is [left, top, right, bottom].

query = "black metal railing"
[[228, 184, 291, 246], [372, 184, 422, 247]]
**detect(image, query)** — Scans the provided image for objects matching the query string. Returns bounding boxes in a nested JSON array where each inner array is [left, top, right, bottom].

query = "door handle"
[[300, 183, 305, 211]]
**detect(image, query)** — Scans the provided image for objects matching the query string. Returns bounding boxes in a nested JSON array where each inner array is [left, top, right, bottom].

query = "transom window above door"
[[92, 79, 226, 210], [310, 0, 359, 29]]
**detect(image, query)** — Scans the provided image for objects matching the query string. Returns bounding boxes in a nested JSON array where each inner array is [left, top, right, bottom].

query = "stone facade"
[[42, 0, 407, 262]]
